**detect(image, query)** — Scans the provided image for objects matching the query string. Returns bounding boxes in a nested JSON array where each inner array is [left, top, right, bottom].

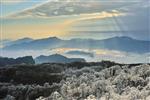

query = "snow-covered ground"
[[36, 64, 150, 100], [1, 62, 150, 100]]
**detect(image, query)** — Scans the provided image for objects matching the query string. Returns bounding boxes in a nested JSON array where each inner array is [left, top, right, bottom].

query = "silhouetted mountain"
[[14, 37, 33, 43], [35, 54, 85, 64], [101, 36, 150, 53], [3, 37, 63, 50], [3, 38, 33, 47], [0, 56, 35, 66], [3, 36, 150, 53], [66, 50, 94, 57]]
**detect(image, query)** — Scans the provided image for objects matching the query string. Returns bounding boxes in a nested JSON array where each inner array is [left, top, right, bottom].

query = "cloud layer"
[[2, 0, 149, 41], [4, 0, 136, 18], [0, 0, 26, 4]]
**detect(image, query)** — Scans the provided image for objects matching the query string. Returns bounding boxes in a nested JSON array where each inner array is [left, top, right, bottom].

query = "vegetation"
[[0, 56, 35, 66], [0, 61, 149, 100]]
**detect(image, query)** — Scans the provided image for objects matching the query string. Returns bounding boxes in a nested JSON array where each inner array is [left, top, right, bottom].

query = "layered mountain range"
[[2, 36, 150, 54], [0, 54, 85, 66]]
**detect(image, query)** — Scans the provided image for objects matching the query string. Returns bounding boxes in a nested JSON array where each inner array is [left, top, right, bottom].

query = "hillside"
[[0, 61, 149, 100], [0, 56, 35, 66], [35, 54, 86, 64]]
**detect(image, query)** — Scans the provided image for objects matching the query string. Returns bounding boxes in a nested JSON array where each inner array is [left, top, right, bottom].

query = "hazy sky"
[[0, 0, 48, 16], [0, 0, 149, 40]]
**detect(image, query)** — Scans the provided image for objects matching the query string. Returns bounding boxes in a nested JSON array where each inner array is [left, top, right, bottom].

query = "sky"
[[0, 0, 149, 63], [0, 0, 146, 17], [0, 0, 149, 40], [0, 0, 48, 17]]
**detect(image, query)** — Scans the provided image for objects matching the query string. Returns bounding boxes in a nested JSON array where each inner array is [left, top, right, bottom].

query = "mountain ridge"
[[3, 36, 150, 53], [0, 56, 35, 66], [35, 54, 86, 64]]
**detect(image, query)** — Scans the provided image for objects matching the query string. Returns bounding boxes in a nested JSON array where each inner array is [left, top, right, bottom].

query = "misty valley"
[[0, 0, 150, 100]]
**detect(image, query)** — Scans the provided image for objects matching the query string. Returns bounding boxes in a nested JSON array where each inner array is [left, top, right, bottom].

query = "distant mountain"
[[0, 39, 11, 48], [0, 56, 35, 66], [12, 38, 33, 44], [3, 36, 150, 53], [35, 54, 86, 64], [66, 50, 94, 57], [2, 38, 33, 47], [102, 36, 150, 53], [3, 37, 62, 50]]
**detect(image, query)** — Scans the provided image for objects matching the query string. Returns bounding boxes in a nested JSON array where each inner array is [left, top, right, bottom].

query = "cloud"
[[1, 47, 149, 63], [68, 1, 150, 40], [2, 0, 149, 41], [2, 0, 146, 18], [3, 0, 131, 19], [0, 0, 26, 4]]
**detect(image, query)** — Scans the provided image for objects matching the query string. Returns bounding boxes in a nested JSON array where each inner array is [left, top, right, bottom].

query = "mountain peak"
[[3, 36, 149, 53], [38, 54, 65, 58], [35, 54, 85, 64], [47, 37, 61, 40], [17, 37, 33, 41], [118, 36, 133, 39], [104, 36, 134, 41]]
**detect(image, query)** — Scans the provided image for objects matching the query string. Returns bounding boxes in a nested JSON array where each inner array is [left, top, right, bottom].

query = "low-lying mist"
[[0, 48, 149, 64]]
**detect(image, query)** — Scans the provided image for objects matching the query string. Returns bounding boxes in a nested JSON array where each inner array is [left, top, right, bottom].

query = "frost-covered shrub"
[[0, 83, 61, 100], [1, 63, 150, 100], [4, 95, 15, 100], [45, 64, 150, 100]]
